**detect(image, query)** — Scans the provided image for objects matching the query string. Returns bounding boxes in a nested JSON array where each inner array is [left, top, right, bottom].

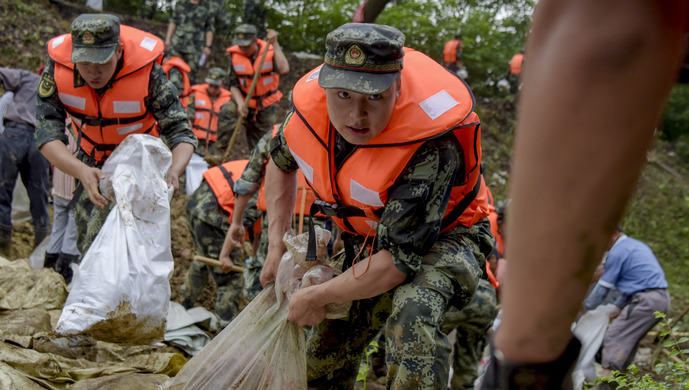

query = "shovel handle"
[[193, 255, 244, 273]]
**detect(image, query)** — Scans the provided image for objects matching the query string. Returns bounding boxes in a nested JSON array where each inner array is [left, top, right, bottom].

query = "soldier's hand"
[[80, 167, 107, 209], [165, 170, 181, 194], [219, 255, 234, 273], [266, 29, 278, 45], [260, 244, 283, 287], [238, 101, 248, 118], [227, 223, 245, 248], [288, 285, 327, 326]]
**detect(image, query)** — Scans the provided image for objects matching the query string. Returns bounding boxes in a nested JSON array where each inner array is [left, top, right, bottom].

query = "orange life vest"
[[284, 49, 490, 237], [226, 39, 283, 109], [47, 25, 163, 165], [443, 39, 463, 63], [509, 53, 524, 75], [162, 56, 192, 106], [203, 159, 249, 220], [190, 84, 231, 144]]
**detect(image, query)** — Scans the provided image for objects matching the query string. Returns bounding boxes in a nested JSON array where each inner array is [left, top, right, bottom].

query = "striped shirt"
[[52, 120, 77, 200]]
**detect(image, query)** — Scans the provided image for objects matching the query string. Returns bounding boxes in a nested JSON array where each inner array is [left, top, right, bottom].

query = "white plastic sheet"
[[572, 304, 619, 389], [184, 153, 208, 195], [56, 134, 174, 345]]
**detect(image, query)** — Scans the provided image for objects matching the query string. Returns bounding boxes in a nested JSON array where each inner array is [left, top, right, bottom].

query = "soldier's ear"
[[115, 43, 124, 60]]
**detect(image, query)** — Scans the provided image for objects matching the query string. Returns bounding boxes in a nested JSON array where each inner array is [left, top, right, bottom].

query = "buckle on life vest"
[[312, 199, 366, 219]]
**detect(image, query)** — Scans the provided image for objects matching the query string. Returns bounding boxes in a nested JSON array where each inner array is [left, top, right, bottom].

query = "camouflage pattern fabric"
[[441, 278, 497, 390], [242, 0, 267, 38], [216, 100, 276, 153], [168, 0, 215, 84], [233, 130, 272, 196], [168, 66, 186, 97], [180, 180, 245, 326], [74, 187, 115, 256], [306, 221, 493, 390]]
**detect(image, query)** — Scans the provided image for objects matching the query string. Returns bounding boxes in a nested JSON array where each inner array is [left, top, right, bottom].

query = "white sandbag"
[[184, 153, 209, 195], [572, 304, 619, 389], [56, 134, 174, 345]]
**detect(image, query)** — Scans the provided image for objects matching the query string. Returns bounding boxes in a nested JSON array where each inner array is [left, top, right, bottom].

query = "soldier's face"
[[76, 45, 123, 89], [325, 76, 401, 145], [207, 84, 221, 96], [239, 41, 258, 57]]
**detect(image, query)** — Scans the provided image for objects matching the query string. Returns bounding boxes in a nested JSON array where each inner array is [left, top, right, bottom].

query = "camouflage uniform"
[[180, 179, 248, 326], [168, 66, 186, 97], [441, 278, 497, 389], [35, 61, 197, 256], [168, 0, 215, 84], [271, 127, 494, 389], [216, 94, 277, 153]]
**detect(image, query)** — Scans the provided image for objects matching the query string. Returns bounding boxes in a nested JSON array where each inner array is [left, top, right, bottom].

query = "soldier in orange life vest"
[[186, 67, 232, 156], [443, 29, 464, 72], [162, 55, 192, 108], [506, 49, 524, 94], [180, 159, 258, 328], [220, 24, 289, 152], [264, 23, 493, 389], [35, 14, 196, 255]]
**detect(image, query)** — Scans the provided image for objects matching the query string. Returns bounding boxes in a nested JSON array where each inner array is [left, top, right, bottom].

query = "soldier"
[[220, 24, 289, 152], [442, 29, 464, 72], [186, 67, 232, 157], [263, 23, 493, 389], [162, 54, 192, 108], [0, 67, 51, 256], [180, 159, 256, 328], [35, 14, 196, 256], [164, 0, 215, 85]]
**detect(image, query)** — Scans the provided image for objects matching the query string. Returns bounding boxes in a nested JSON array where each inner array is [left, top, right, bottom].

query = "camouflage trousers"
[[180, 212, 244, 326], [74, 186, 114, 257], [306, 220, 493, 390], [243, 215, 330, 302], [216, 101, 277, 153], [170, 49, 202, 85], [441, 278, 497, 390]]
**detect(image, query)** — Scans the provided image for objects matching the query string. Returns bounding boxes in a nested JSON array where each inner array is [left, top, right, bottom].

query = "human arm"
[[261, 159, 297, 287], [492, 0, 688, 368], [218, 193, 252, 271], [146, 64, 197, 192], [203, 30, 213, 57], [288, 249, 406, 325], [164, 22, 176, 52], [582, 283, 611, 311], [266, 29, 289, 75]]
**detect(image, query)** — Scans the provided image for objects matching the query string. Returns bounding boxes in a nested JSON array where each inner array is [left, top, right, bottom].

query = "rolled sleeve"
[[35, 61, 69, 149], [269, 121, 299, 173], [147, 63, 197, 150]]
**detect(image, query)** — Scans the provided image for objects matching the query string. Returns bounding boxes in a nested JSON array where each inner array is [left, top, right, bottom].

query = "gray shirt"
[[0, 67, 39, 127]]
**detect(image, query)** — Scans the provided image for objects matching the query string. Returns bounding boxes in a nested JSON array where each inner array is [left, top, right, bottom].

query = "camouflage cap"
[[233, 24, 258, 46], [71, 14, 120, 64], [318, 23, 404, 95], [205, 67, 226, 86]]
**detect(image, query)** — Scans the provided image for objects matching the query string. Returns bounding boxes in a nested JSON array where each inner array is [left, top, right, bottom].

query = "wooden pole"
[[193, 255, 244, 273], [297, 186, 307, 234], [221, 42, 271, 163]]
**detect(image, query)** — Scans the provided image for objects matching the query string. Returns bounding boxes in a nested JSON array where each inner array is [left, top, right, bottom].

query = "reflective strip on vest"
[[290, 147, 314, 183], [420, 90, 459, 120], [59, 93, 86, 110], [140, 37, 158, 51], [52, 36, 66, 49], [113, 101, 141, 114], [306, 68, 320, 83], [262, 76, 274, 85], [262, 62, 273, 71], [350, 179, 384, 207], [234, 64, 245, 72], [118, 123, 143, 135]]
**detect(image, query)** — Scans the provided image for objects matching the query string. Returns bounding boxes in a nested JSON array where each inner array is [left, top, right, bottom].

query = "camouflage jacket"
[[35, 60, 197, 167], [270, 116, 462, 275], [169, 0, 215, 54], [234, 130, 272, 196]]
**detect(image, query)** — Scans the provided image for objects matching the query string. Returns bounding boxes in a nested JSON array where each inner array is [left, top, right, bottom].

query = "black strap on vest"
[[305, 200, 366, 262], [217, 165, 235, 191], [65, 108, 149, 127], [440, 169, 484, 231]]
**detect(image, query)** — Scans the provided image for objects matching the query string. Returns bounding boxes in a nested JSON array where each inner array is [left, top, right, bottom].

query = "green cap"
[[71, 14, 121, 64], [318, 23, 404, 95], [205, 67, 225, 86], [232, 24, 258, 46]]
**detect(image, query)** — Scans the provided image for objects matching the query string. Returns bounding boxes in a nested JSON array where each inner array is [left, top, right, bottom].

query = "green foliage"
[[661, 84, 689, 143], [356, 340, 379, 388], [594, 313, 689, 389]]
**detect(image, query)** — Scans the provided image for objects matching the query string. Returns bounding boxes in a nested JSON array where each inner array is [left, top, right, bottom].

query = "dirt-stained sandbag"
[[0, 260, 67, 310], [0, 361, 45, 390]]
